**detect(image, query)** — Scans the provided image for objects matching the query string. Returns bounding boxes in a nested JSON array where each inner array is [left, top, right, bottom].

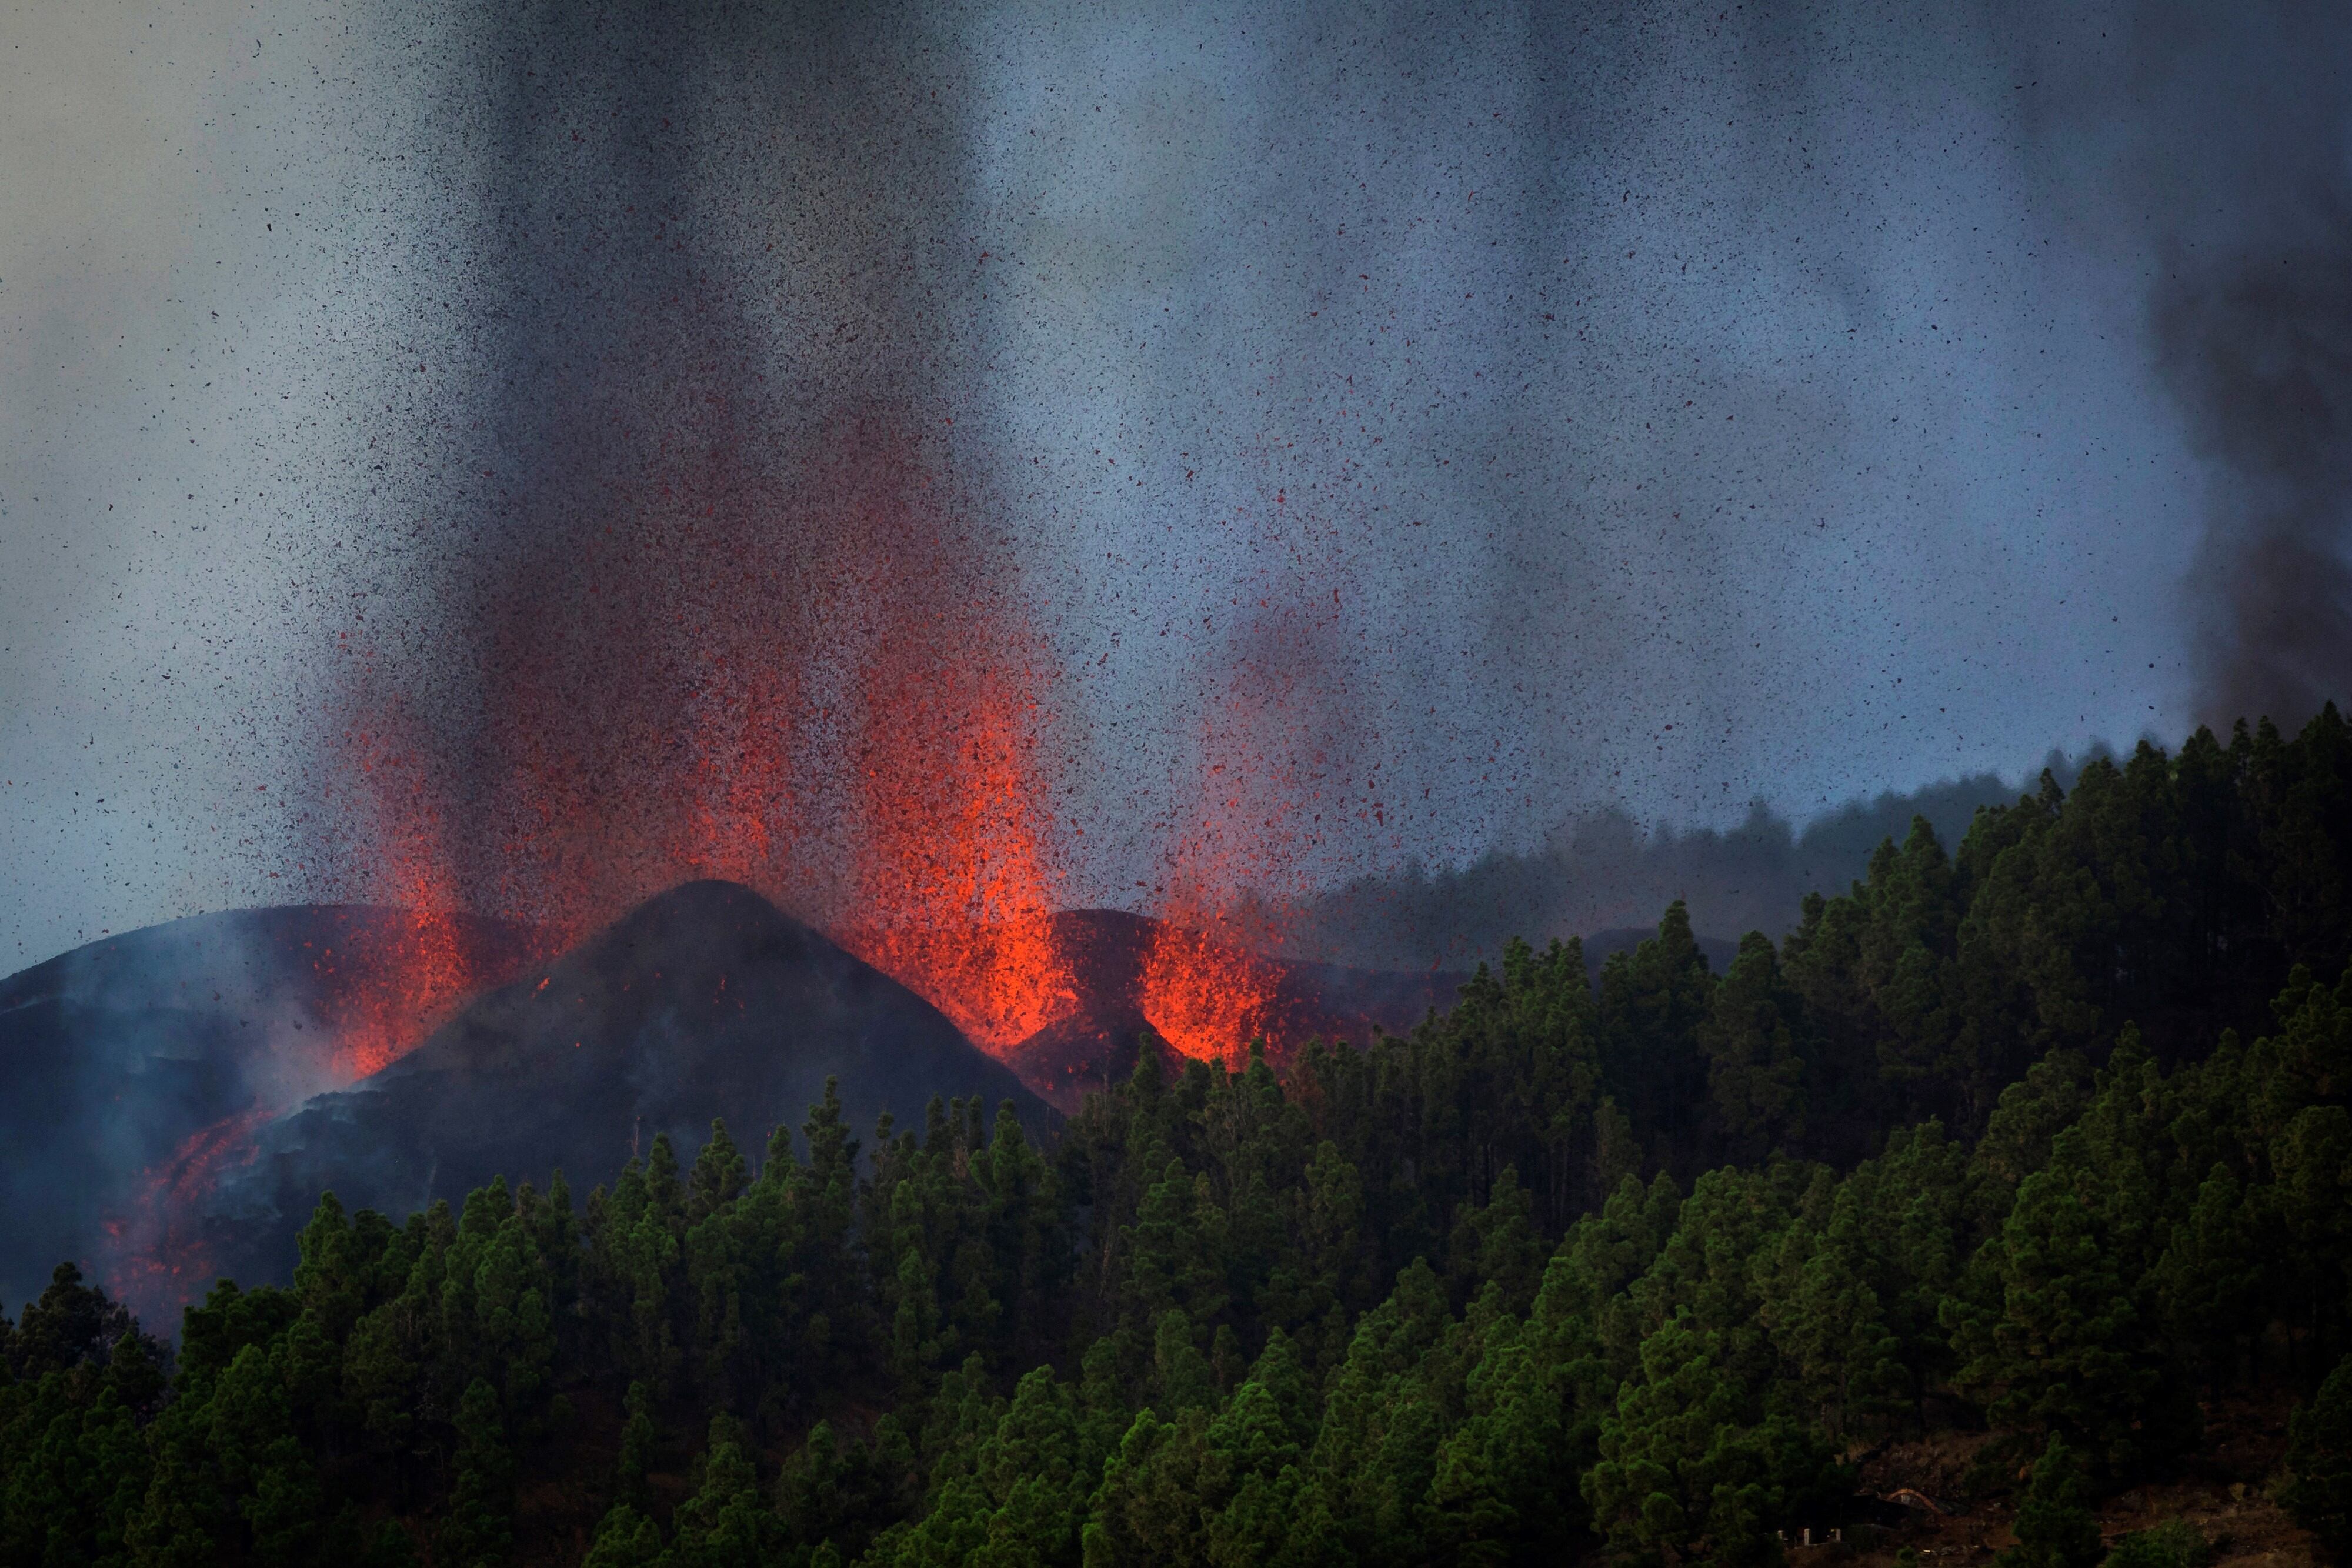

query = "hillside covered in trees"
[[9, 712, 2352, 1566]]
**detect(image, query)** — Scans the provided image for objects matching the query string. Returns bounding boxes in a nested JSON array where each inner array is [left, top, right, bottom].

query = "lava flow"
[[99, 1106, 271, 1320], [86, 701, 541, 1313]]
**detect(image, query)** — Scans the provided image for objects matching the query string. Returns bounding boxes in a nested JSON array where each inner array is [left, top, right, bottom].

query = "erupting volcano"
[[1, 0, 1461, 1316], [312, 385, 1394, 1083], [2, 406, 1449, 1312]]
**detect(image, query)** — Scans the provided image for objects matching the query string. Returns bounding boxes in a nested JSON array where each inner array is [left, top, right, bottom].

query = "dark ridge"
[[999, 909, 1730, 1111], [199, 881, 1052, 1289], [1000, 908, 1473, 1109], [0, 904, 548, 1312], [1272, 763, 2100, 974]]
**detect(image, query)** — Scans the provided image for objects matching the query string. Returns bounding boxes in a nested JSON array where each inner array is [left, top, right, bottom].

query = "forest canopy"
[[8, 710, 2352, 1566]]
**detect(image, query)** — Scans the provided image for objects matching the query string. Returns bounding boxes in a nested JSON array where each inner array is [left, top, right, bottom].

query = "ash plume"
[[2160, 239, 2352, 729], [2084, 3, 2352, 729], [271, 0, 2352, 962], [331, 1, 1030, 933]]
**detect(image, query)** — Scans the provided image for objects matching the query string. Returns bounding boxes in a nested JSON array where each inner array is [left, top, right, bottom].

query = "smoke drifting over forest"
[[4, 2, 2351, 964], [1275, 758, 2094, 972], [2113, 5, 2352, 729]]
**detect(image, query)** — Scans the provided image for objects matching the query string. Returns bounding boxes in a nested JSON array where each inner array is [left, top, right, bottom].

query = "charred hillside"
[[0, 903, 548, 1314], [197, 881, 1050, 1290], [1002, 908, 1478, 1109]]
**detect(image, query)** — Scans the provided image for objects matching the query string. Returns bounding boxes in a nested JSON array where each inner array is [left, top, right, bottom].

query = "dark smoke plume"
[[2160, 240, 2352, 729], [2094, 3, 2352, 728]]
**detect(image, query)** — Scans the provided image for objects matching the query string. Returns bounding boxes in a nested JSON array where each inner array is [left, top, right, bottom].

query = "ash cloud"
[[2057, 2, 2352, 730], [329, 1, 1030, 930], [341, 0, 2281, 946], [2160, 244, 2352, 728], [16, 1, 2351, 963], [956, 1, 2191, 911]]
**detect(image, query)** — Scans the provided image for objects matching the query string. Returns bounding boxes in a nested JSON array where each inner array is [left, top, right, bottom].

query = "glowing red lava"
[[309, 415, 1088, 1063], [331, 697, 498, 1076], [100, 1106, 271, 1316], [1130, 608, 1360, 1065], [830, 642, 1077, 1052], [1136, 919, 1280, 1066], [312, 418, 1380, 1087]]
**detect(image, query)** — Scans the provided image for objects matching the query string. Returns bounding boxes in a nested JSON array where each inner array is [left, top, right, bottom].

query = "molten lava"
[[332, 699, 499, 1076], [832, 649, 1077, 1052], [313, 415, 1386, 1091], [1129, 606, 1363, 1065], [100, 1106, 270, 1317], [1137, 919, 1280, 1066], [311, 903, 481, 1078], [315, 415, 1087, 1061]]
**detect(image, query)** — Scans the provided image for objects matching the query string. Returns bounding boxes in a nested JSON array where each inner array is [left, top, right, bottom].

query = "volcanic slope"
[[1001, 911, 1736, 1110], [0, 905, 545, 1312], [1005, 909, 1473, 1109], [203, 880, 1052, 1287]]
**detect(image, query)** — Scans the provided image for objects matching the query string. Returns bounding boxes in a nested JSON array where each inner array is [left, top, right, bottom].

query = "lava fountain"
[[1135, 596, 1369, 1065], [321, 411, 1086, 1065]]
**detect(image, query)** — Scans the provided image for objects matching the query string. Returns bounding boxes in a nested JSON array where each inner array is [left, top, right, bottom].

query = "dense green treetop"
[[11, 711, 2352, 1565]]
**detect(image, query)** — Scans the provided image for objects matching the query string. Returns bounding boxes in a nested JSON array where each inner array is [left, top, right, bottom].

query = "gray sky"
[[4, 0, 2320, 966]]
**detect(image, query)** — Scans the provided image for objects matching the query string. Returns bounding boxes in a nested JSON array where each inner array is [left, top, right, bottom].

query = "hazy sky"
[[2, 0, 2335, 966]]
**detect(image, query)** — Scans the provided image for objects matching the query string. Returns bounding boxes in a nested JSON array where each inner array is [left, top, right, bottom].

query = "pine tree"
[[1701, 932, 1811, 1165], [2154, 1165, 2263, 1390], [2283, 1352, 2352, 1555], [1948, 1120, 2190, 1471], [1444, 1166, 1545, 1315], [2002, 1437, 2101, 1568], [665, 1415, 787, 1567], [581, 1503, 665, 1568], [1423, 1322, 1573, 1564], [1758, 1212, 1904, 1441], [1582, 1309, 1840, 1568], [615, 1379, 657, 1514], [1597, 902, 1717, 1170], [439, 1377, 514, 1568], [2266, 1105, 2352, 1378]]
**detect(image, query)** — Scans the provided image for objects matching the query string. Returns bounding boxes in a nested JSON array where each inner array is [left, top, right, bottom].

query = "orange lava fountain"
[[832, 659, 1077, 1053], [319, 413, 1085, 1060], [818, 455, 1079, 1050], [307, 409, 1394, 1094], [329, 689, 495, 1076], [1137, 920, 1280, 1066], [1136, 601, 1363, 1066]]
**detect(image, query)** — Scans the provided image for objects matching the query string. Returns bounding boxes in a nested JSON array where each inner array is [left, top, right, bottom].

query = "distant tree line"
[[9, 711, 2352, 1566]]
